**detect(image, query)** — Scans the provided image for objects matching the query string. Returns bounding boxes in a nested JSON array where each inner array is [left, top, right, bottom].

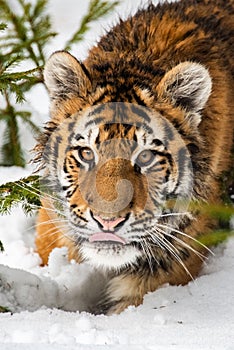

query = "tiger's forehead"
[[70, 102, 164, 146], [65, 102, 177, 148], [83, 103, 154, 132], [86, 102, 152, 127], [96, 123, 137, 142]]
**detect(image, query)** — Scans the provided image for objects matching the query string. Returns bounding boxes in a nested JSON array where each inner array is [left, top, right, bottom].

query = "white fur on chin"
[[80, 243, 142, 270]]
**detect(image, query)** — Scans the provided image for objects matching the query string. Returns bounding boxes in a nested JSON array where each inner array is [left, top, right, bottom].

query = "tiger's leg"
[[36, 206, 65, 265], [36, 199, 82, 265]]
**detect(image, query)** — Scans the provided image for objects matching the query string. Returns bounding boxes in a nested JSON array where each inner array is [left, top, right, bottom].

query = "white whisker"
[[148, 229, 194, 280], [153, 225, 206, 262], [155, 211, 190, 218], [156, 222, 213, 255], [140, 238, 154, 273], [17, 179, 65, 207]]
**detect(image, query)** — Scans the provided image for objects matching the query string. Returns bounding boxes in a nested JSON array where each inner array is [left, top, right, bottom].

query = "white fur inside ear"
[[43, 51, 91, 99], [157, 61, 212, 113]]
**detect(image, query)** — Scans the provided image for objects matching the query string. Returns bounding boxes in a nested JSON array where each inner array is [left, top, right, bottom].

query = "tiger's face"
[[43, 102, 196, 269], [40, 51, 212, 270]]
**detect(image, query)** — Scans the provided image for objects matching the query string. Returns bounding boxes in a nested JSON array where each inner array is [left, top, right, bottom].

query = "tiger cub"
[[35, 0, 234, 314]]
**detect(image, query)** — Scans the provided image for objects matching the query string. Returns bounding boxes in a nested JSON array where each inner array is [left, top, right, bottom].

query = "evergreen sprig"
[[0, 175, 41, 215], [0, 67, 41, 103], [0, 0, 57, 68]]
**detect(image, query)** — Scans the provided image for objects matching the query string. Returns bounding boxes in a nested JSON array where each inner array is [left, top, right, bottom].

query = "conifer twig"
[[0, 175, 41, 215]]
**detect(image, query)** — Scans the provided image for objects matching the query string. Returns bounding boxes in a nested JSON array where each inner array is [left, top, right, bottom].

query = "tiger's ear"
[[43, 51, 91, 101], [156, 61, 212, 120]]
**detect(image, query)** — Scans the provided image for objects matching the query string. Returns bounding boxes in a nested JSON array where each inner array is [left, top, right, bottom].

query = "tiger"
[[34, 0, 234, 315]]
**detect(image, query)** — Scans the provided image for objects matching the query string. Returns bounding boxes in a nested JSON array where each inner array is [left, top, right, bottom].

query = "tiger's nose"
[[92, 214, 126, 232]]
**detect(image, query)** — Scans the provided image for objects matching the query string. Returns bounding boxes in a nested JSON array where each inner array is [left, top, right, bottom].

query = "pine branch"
[[0, 67, 41, 102], [0, 0, 56, 67], [17, 111, 41, 135], [0, 101, 25, 167], [0, 175, 41, 215], [64, 0, 119, 51]]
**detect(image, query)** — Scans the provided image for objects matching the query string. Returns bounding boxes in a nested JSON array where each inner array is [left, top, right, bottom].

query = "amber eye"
[[78, 147, 94, 163], [136, 149, 155, 167]]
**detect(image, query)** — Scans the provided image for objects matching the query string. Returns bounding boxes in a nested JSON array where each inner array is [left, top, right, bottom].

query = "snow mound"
[[0, 237, 234, 349], [0, 244, 107, 313]]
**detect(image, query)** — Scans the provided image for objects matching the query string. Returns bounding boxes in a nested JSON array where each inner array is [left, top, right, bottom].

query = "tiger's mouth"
[[89, 232, 126, 244], [89, 211, 130, 244], [78, 211, 147, 268]]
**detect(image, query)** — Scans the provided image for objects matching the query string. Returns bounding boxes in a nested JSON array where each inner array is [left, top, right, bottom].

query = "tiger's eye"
[[78, 147, 94, 162], [136, 150, 155, 167]]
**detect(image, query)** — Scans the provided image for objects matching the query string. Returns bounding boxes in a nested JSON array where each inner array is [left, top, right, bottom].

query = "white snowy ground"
[[0, 0, 234, 349]]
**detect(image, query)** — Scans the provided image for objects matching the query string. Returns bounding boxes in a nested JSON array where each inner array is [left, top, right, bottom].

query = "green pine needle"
[[0, 175, 41, 215], [1, 109, 26, 167]]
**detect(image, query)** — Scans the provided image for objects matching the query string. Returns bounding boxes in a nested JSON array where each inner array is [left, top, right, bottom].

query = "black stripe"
[[69, 154, 82, 168], [75, 133, 85, 141], [92, 91, 107, 104], [152, 139, 163, 147], [130, 104, 151, 123], [163, 120, 175, 141], [75, 214, 88, 223], [177, 147, 187, 183], [53, 135, 62, 159], [79, 61, 92, 82], [85, 116, 105, 128], [88, 104, 106, 117], [136, 121, 153, 134], [148, 191, 162, 207], [131, 89, 148, 106], [146, 166, 166, 174]]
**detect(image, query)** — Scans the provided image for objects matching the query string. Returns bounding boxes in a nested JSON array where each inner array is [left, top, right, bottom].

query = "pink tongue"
[[89, 232, 126, 244]]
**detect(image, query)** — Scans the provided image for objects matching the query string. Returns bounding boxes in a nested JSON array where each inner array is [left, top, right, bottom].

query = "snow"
[[0, 238, 234, 349], [0, 0, 234, 349]]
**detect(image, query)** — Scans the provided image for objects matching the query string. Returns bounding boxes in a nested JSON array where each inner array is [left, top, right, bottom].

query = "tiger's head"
[[39, 51, 212, 270]]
